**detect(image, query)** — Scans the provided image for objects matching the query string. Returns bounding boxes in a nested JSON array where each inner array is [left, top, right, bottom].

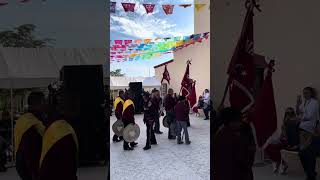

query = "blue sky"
[[0, 0, 194, 77], [110, 0, 194, 77], [0, 0, 106, 47]]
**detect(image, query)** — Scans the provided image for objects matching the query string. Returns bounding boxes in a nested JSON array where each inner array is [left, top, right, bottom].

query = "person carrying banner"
[[14, 91, 46, 180], [164, 88, 177, 139], [142, 92, 157, 150], [112, 90, 125, 142], [39, 84, 79, 180], [122, 90, 138, 150]]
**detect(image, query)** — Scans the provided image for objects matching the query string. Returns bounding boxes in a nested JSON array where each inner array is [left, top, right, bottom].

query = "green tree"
[[110, 69, 125, 77], [0, 24, 54, 47]]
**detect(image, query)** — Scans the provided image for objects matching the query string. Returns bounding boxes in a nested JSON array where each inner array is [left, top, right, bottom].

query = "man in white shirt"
[[203, 89, 210, 120], [297, 87, 320, 180]]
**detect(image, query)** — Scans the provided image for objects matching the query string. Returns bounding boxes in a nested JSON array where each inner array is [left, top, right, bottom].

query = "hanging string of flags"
[[110, 32, 210, 63], [110, 2, 209, 14], [0, 0, 45, 6]]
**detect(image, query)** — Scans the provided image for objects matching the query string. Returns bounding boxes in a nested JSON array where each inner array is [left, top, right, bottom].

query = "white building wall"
[[213, 0, 320, 133], [155, 0, 210, 98]]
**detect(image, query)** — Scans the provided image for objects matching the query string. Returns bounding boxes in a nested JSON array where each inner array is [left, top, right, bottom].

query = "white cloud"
[[111, 0, 194, 39]]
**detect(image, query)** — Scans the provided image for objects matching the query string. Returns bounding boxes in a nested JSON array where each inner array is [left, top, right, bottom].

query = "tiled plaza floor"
[[110, 114, 210, 180]]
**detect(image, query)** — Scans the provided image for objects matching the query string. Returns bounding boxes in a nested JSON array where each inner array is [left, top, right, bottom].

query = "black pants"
[[203, 106, 210, 119], [154, 114, 160, 132], [299, 137, 320, 180], [146, 123, 156, 147], [167, 112, 175, 139]]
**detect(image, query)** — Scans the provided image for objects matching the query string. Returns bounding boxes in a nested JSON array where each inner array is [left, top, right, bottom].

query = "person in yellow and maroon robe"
[[122, 91, 138, 150], [38, 86, 79, 180], [112, 90, 125, 142], [14, 92, 46, 180]]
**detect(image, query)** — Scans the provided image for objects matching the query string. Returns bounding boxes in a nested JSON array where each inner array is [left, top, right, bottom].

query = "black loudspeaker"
[[129, 82, 143, 114], [60, 65, 107, 165]]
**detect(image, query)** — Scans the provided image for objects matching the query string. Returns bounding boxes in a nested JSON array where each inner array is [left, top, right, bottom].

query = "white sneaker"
[[272, 163, 279, 173], [279, 164, 288, 175]]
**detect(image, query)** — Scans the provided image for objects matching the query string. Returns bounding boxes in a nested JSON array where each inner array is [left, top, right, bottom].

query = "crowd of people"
[[0, 82, 80, 180], [112, 88, 212, 151], [213, 86, 320, 180]]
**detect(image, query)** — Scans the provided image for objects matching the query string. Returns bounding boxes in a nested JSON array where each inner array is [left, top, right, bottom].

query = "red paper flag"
[[161, 65, 171, 84], [20, 0, 31, 3], [121, 3, 135, 12], [162, 5, 174, 15], [124, 40, 132, 45], [179, 4, 192, 8], [251, 61, 277, 147], [221, 5, 255, 113], [0, 1, 8, 6], [115, 40, 123, 45], [143, 4, 155, 14]]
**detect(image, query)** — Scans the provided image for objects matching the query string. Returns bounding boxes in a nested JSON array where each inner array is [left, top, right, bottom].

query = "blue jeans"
[[176, 121, 189, 142], [299, 136, 320, 180]]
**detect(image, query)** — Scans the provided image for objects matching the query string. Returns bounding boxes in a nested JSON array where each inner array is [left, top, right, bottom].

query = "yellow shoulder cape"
[[40, 120, 78, 167], [14, 113, 45, 154], [123, 99, 135, 114], [113, 97, 124, 109]]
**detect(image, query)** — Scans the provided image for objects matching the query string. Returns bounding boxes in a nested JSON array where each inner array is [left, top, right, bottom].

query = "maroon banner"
[[251, 61, 277, 147], [161, 65, 171, 84]]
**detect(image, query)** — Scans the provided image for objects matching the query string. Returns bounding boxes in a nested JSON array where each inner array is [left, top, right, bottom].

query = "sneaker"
[[143, 146, 151, 150], [186, 141, 191, 145], [280, 164, 288, 175], [272, 163, 279, 174]]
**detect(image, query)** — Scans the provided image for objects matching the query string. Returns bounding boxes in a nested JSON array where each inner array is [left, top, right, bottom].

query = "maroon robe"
[[16, 127, 42, 180], [38, 120, 78, 180], [122, 99, 135, 125], [115, 98, 123, 120], [164, 94, 176, 112]]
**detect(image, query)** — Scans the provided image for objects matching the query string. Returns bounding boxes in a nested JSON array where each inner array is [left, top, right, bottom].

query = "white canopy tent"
[[0, 48, 106, 162], [0, 48, 106, 88], [110, 76, 161, 90]]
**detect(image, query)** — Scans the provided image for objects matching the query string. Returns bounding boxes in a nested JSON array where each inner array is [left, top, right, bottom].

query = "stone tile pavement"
[[110, 114, 210, 180]]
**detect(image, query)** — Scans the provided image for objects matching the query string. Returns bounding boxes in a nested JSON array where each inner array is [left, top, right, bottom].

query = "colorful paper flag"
[[195, 4, 206, 11], [122, 3, 135, 12], [115, 40, 123, 45], [162, 5, 174, 15], [124, 40, 132, 45], [20, 0, 31, 3], [143, 4, 155, 14], [144, 39, 152, 44], [110, 2, 116, 13]]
